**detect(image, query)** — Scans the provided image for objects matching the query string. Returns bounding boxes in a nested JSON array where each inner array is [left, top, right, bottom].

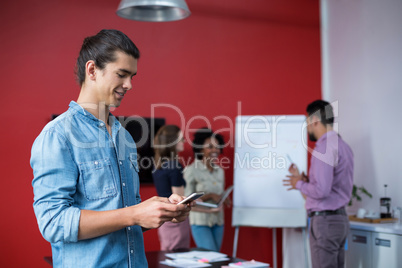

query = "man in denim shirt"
[[31, 29, 191, 267]]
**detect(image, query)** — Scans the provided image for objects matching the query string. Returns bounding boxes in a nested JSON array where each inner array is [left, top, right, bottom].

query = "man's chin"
[[308, 133, 317, 142], [108, 103, 121, 108]]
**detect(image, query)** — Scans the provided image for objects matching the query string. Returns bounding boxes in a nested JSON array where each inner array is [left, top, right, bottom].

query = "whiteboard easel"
[[232, 115, 308, 267]]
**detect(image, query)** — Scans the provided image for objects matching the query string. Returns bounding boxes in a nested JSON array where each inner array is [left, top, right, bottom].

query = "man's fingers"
[[168, 193, 184, 204]]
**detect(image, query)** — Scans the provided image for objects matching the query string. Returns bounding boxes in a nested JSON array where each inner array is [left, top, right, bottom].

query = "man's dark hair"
[[306, 100, 334, 126], [75, 29, 140, 85], [192, 128, 225, 160]]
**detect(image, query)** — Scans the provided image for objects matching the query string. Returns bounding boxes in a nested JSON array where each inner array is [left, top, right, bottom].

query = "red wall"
[[0, 0, 321, 267]]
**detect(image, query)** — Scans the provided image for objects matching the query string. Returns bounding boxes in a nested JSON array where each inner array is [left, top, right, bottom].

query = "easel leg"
[[233, 226, 240, 257], [273, 228, 277, 268]]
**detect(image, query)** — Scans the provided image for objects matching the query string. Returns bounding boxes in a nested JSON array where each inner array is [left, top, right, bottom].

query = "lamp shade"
[[116, 0, 191, 22]]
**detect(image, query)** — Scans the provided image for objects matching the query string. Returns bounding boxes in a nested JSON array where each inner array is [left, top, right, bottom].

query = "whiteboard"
[[232, 115, 307, 228]]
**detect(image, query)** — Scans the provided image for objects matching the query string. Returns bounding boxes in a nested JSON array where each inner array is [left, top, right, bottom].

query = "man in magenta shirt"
[[284, 100, 354, 268]]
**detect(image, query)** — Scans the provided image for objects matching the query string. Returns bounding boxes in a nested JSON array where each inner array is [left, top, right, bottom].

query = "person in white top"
[[184, 128, 230, 252]]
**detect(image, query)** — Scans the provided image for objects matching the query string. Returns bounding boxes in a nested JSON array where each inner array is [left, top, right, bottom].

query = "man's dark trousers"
[[309, 214, 349, 268]]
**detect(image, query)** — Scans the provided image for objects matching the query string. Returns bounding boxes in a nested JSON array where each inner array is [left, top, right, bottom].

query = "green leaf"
[[348, 184, 372, 206], [359, 187, 373, 198], [352, 185, 357, 195]]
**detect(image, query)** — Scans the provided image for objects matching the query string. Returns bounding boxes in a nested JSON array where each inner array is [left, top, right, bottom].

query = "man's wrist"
[[295, 180, 303, 189], [123, 206, 137, 227]]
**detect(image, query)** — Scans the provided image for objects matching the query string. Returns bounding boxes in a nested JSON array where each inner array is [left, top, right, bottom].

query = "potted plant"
[[349, 184, 372, 206]]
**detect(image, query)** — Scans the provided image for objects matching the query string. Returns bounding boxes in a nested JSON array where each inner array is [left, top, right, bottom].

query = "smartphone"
[[177, 192, 205, 205]]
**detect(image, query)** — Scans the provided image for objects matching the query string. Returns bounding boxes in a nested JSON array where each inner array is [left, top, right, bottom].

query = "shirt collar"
[[68, 101, 121, 130], [316, 130, 337, 145], [69, 101, 89, 116], [194, 159, 219, 171]]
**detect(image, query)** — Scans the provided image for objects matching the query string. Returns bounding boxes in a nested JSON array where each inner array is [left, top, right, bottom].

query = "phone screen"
[[177, 192, 205, 205]]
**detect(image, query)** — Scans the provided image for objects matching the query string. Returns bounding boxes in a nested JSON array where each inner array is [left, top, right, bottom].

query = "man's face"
[[306, 116, 317, 142], [94, 51, 138, 108]]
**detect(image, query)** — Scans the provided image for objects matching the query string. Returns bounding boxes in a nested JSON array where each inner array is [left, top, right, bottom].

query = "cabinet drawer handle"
[[375, 238, 391, 247], [352, 235, 367, 244]]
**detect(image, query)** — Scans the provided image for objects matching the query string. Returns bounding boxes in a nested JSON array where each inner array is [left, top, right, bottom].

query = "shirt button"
[[99, 123, 104, 127], [122, 183, 126, 187], [130, 250, 133, 254], [94, 161, 98, 165], [128, 227, 131, 230], [125, 205, 128, 208], [119, 161, 123, 165]]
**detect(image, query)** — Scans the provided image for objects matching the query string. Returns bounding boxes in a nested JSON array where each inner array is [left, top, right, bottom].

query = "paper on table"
[[165, 251, 228, 262], [229, 260, 269, 267], [160, 258, 211, 268]]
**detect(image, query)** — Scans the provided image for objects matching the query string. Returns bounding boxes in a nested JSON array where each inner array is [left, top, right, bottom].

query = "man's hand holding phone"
[[177, 192, 205, 205]]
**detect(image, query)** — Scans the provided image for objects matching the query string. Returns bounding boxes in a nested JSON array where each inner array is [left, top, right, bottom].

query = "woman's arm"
[[190, 206, 221, 213], [199, 192, 221, 203], [171, 186, 185, 196]]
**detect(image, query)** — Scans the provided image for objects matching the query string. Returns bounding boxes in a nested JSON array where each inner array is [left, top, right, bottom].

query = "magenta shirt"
[[296, 131, 354, 212]]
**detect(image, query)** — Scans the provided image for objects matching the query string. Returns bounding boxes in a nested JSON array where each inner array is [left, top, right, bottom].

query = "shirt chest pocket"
[[129, 154, 140, 173], [79, 158, 117, 201]]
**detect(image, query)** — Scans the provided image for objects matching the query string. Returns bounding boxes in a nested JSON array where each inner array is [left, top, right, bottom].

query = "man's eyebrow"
[[118, 68, 137, 76]]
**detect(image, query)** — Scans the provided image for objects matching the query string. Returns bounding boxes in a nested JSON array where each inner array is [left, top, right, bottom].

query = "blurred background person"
[[152, 125, 190, 251], [283, 100, 353, 268], [184, 128, 229, 252]]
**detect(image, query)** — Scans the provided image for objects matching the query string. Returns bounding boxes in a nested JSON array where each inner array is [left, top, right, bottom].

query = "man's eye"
[[117, 73, 125, 78]]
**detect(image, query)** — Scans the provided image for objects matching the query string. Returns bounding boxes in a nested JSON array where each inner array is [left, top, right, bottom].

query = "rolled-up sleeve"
[[296, 161, 334, 199], [296, 141, 336, 199], [31, 129, 81, 243]]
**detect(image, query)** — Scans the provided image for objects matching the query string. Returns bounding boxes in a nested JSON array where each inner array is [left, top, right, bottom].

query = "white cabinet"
[[346, 229, 372, 268], [372, 232, 402, 267], [346, 223, 402, 268]]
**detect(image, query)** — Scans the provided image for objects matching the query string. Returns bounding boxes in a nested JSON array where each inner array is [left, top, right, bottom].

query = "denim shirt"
[[31, 101, 147, 267]]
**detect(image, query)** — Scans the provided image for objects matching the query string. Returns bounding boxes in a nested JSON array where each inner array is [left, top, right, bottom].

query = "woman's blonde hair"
[[153, 125, 181, 169]]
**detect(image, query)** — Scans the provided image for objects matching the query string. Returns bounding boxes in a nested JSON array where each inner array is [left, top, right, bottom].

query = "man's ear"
[[310, 115, 320, 126], [85, 60, 96, 81]]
